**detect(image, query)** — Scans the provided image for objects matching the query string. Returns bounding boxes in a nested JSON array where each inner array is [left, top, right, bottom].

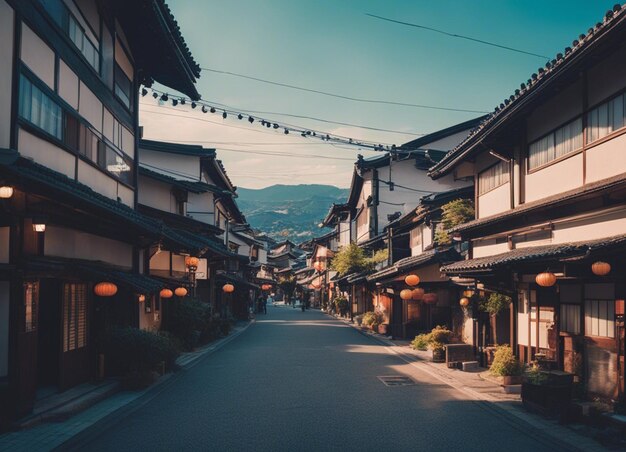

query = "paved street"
[[62, 306, 562, 451]]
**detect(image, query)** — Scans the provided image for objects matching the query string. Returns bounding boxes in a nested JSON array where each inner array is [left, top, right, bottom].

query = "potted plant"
[[522, 361, 574, 419], [362, 311, 382, 331], [334, 296, 349, 317], [428, 325, 452, 362], [489, 345, 524, 385]]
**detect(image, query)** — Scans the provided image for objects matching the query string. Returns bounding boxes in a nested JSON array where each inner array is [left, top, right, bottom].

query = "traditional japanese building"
[[0, 0, 200, 427], [431, 4, 626, 402]]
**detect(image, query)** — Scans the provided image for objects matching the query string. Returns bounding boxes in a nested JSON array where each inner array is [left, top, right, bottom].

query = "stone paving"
[[0, 321, 253, 452]]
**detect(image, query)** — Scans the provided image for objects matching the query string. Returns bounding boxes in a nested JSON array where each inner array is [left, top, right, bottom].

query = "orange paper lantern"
[[404, 274, 420, 287], [222, 283, 235, 293], [535, 272, 557, 287], [591, 261, 611, 276], [262, 284, 272, 291], [185, 256, 200, 269], [138, 294, 146, 303], [160, 288, 173, 299], [400, 289, 413, 300], [94, 282, 117, 297], [422, 293, 438, 304], [411, 287, 425, 300], [174, 287, 188, 297], [459, 297, 470, 307]]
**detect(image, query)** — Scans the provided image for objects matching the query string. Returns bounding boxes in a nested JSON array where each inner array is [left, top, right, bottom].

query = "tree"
[[434, 198, 475, 245], [479, 292, 511, 345], [330, 244, 388, 276]]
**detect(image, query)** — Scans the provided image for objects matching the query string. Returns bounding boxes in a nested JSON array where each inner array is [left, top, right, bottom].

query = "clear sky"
[[139, 0, 619, 189]]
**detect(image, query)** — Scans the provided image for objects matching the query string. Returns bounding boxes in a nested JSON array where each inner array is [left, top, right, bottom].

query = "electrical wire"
[[365, 13, 549, 59], [200, 67, 490, 113]]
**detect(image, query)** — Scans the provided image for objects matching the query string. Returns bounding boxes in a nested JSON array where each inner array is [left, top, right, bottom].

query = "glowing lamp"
[[591, 261, 611, 276], [423, 293, 438, 304], [94, 282, 117, 297], [33, 223, 46, 233], [404, 274, 420, 287], [262, 284, 272, 291], [463, 289, 474, 298], [411, 287, 425, 300], [138, 294, 146, 303], [222, 283, 235, 293], [185, 256, 200, 269], [174, 287, 188, 297], [535, 272, 556, 287], [0, 186, 13, 199], [160, 288, 173, 299], [459, 297, 470, 307], [400, 289, 413, 300]]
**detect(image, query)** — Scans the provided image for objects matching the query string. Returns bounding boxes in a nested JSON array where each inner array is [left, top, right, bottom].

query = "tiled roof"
[[139, 166, 228, 195], [367, 248, 460, 283], [216, 272, 260, 290], [140, 139, 214, 157], [163, 227, 238, 258], [429, 4, 626, 179], [441, 234, 626, 273], [452, 171, 626, 234], [138, 204, 223, 235], [321, 203, 350, 227]]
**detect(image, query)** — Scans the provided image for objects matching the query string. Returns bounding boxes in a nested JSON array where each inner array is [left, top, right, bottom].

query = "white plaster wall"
[[117, 183, 134, 207], [187, 192, 214, 224], [44, 226, 133, 267], [478, 183, 510, 218], [150, 251, 170, 272], [115, 40, 133, 80], [0, 227, 8, 263], [258, 248, 268, 265], [552, 208, 626, 244], [20, 24, 55, 90], [525, 153, 583, 203], [472, 239, 509, 259], [527, 78, 583, 142], [78, 81, 103, 132], [0, 281, 8, 377], [58, 59, 79, 110], [339, 221, 350, 247], [0, 1, 14, 149], [77, 159, 117, 200], [172, 254, 186, 273], [121, 126, 134, 158], [18, 129, 75, 178], [586, 133, 626, 184], [103, 108, 115, 142], [587, 44, 626, 107], [423, 224, 432, 250], [139, 149, 200, 181], [138, 175, 174, 212]]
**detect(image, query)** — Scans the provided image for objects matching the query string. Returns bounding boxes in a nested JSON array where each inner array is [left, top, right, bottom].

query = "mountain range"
[[236, 184, 349, 243]]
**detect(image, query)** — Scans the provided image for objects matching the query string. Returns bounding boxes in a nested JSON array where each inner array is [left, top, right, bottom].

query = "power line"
[[200, 67, 489, 114], [365, 13, 549, 59]]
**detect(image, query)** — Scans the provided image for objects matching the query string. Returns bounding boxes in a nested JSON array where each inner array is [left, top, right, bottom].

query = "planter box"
[[503, 375, 523, 385], [522, 381, 572, 418], [432, 348, 446, 363]]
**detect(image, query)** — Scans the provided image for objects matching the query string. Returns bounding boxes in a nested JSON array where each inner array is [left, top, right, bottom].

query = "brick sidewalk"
[[0, 321, 253, 452]]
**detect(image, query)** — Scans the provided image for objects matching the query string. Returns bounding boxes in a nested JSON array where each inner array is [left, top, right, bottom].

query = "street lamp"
[[185, 256, 199, 296]]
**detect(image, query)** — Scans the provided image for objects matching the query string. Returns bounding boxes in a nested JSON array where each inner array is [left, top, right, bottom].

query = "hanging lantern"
[[411, 287, 424, 300], [160, 288, 173, 299], [535, 272, 557, 287], [222, 283, 235, 293], [404, 274, 420, 287], [185, 256, 200, 269], [94, 282, 117, 297], [591, 261, 611, 276], [423, 293, 438, 304], [138, 294, 146, 303], [400, 289, 413, 300], [463, 289, 474, 298], [0, 186, 14, 199], [174, 287, 188, 297], [261, 284, 272, 291], [459, 297, 470, 307]]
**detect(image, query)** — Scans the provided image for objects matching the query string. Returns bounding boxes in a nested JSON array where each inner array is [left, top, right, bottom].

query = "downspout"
[[372, 169, 379, 237]]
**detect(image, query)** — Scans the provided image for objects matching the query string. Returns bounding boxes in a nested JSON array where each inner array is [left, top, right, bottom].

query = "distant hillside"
[[236, 184, 349, 243]]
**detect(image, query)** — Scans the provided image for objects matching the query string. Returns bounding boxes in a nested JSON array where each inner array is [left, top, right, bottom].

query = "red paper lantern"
[[411, 288, 424, 300], [535, 272, 556, 287], [174, 287, 188, 297], [591, 261, 611, 276], [94, 282, 117, 297], [459, 297, 470, 307], [185, 256, 200, 269], [404, 274, 420, 287], [160, 288, 173, 299], [262, 284, 272, 291], [222, 283, 235, 293], [400, 289, 413, 300]]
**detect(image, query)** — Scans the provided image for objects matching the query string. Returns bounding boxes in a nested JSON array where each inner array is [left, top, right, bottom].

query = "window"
[[478, 161, 510, 195], [528, 117, 582, 170], [250, 246, 259, 261], [585, 299, 615, 338], [410, 227, 422, 251], [114, 64, 132, 109], [97, 141, 133, 186], [24, 282, 39, 333], [560, 304, 581, 334], [586, 93, 626, 143], [19, 75, 62, 139], [63, 283, 87, 352]]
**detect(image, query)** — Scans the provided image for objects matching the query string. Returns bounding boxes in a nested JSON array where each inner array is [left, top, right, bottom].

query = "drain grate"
[[378, 375, 416, 387]]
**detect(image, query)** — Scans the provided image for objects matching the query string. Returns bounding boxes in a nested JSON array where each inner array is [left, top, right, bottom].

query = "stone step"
[[461, 361, 479, 372]]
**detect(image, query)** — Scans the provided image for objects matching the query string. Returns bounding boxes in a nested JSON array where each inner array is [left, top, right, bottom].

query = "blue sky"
[[139, 0, 618, 189]]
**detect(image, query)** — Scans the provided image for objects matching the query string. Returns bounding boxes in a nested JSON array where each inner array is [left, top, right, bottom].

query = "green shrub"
[[429, 325, 452, 344], [490, 345, 523, 376], [430, 341, 445, 352], [362, 311, 381, 327], [166, 299, 214, 349], [411, 333, 430, 351], [334, 296, 349, 316], [106, 326, 180, 376]]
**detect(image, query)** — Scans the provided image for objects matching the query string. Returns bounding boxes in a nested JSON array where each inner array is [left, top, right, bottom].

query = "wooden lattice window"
[[24, 281, 39, 332], [63, 283, 87, 352]]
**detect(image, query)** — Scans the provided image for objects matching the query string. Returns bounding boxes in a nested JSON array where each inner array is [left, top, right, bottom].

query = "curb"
[[54, 320, 254, 451]]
